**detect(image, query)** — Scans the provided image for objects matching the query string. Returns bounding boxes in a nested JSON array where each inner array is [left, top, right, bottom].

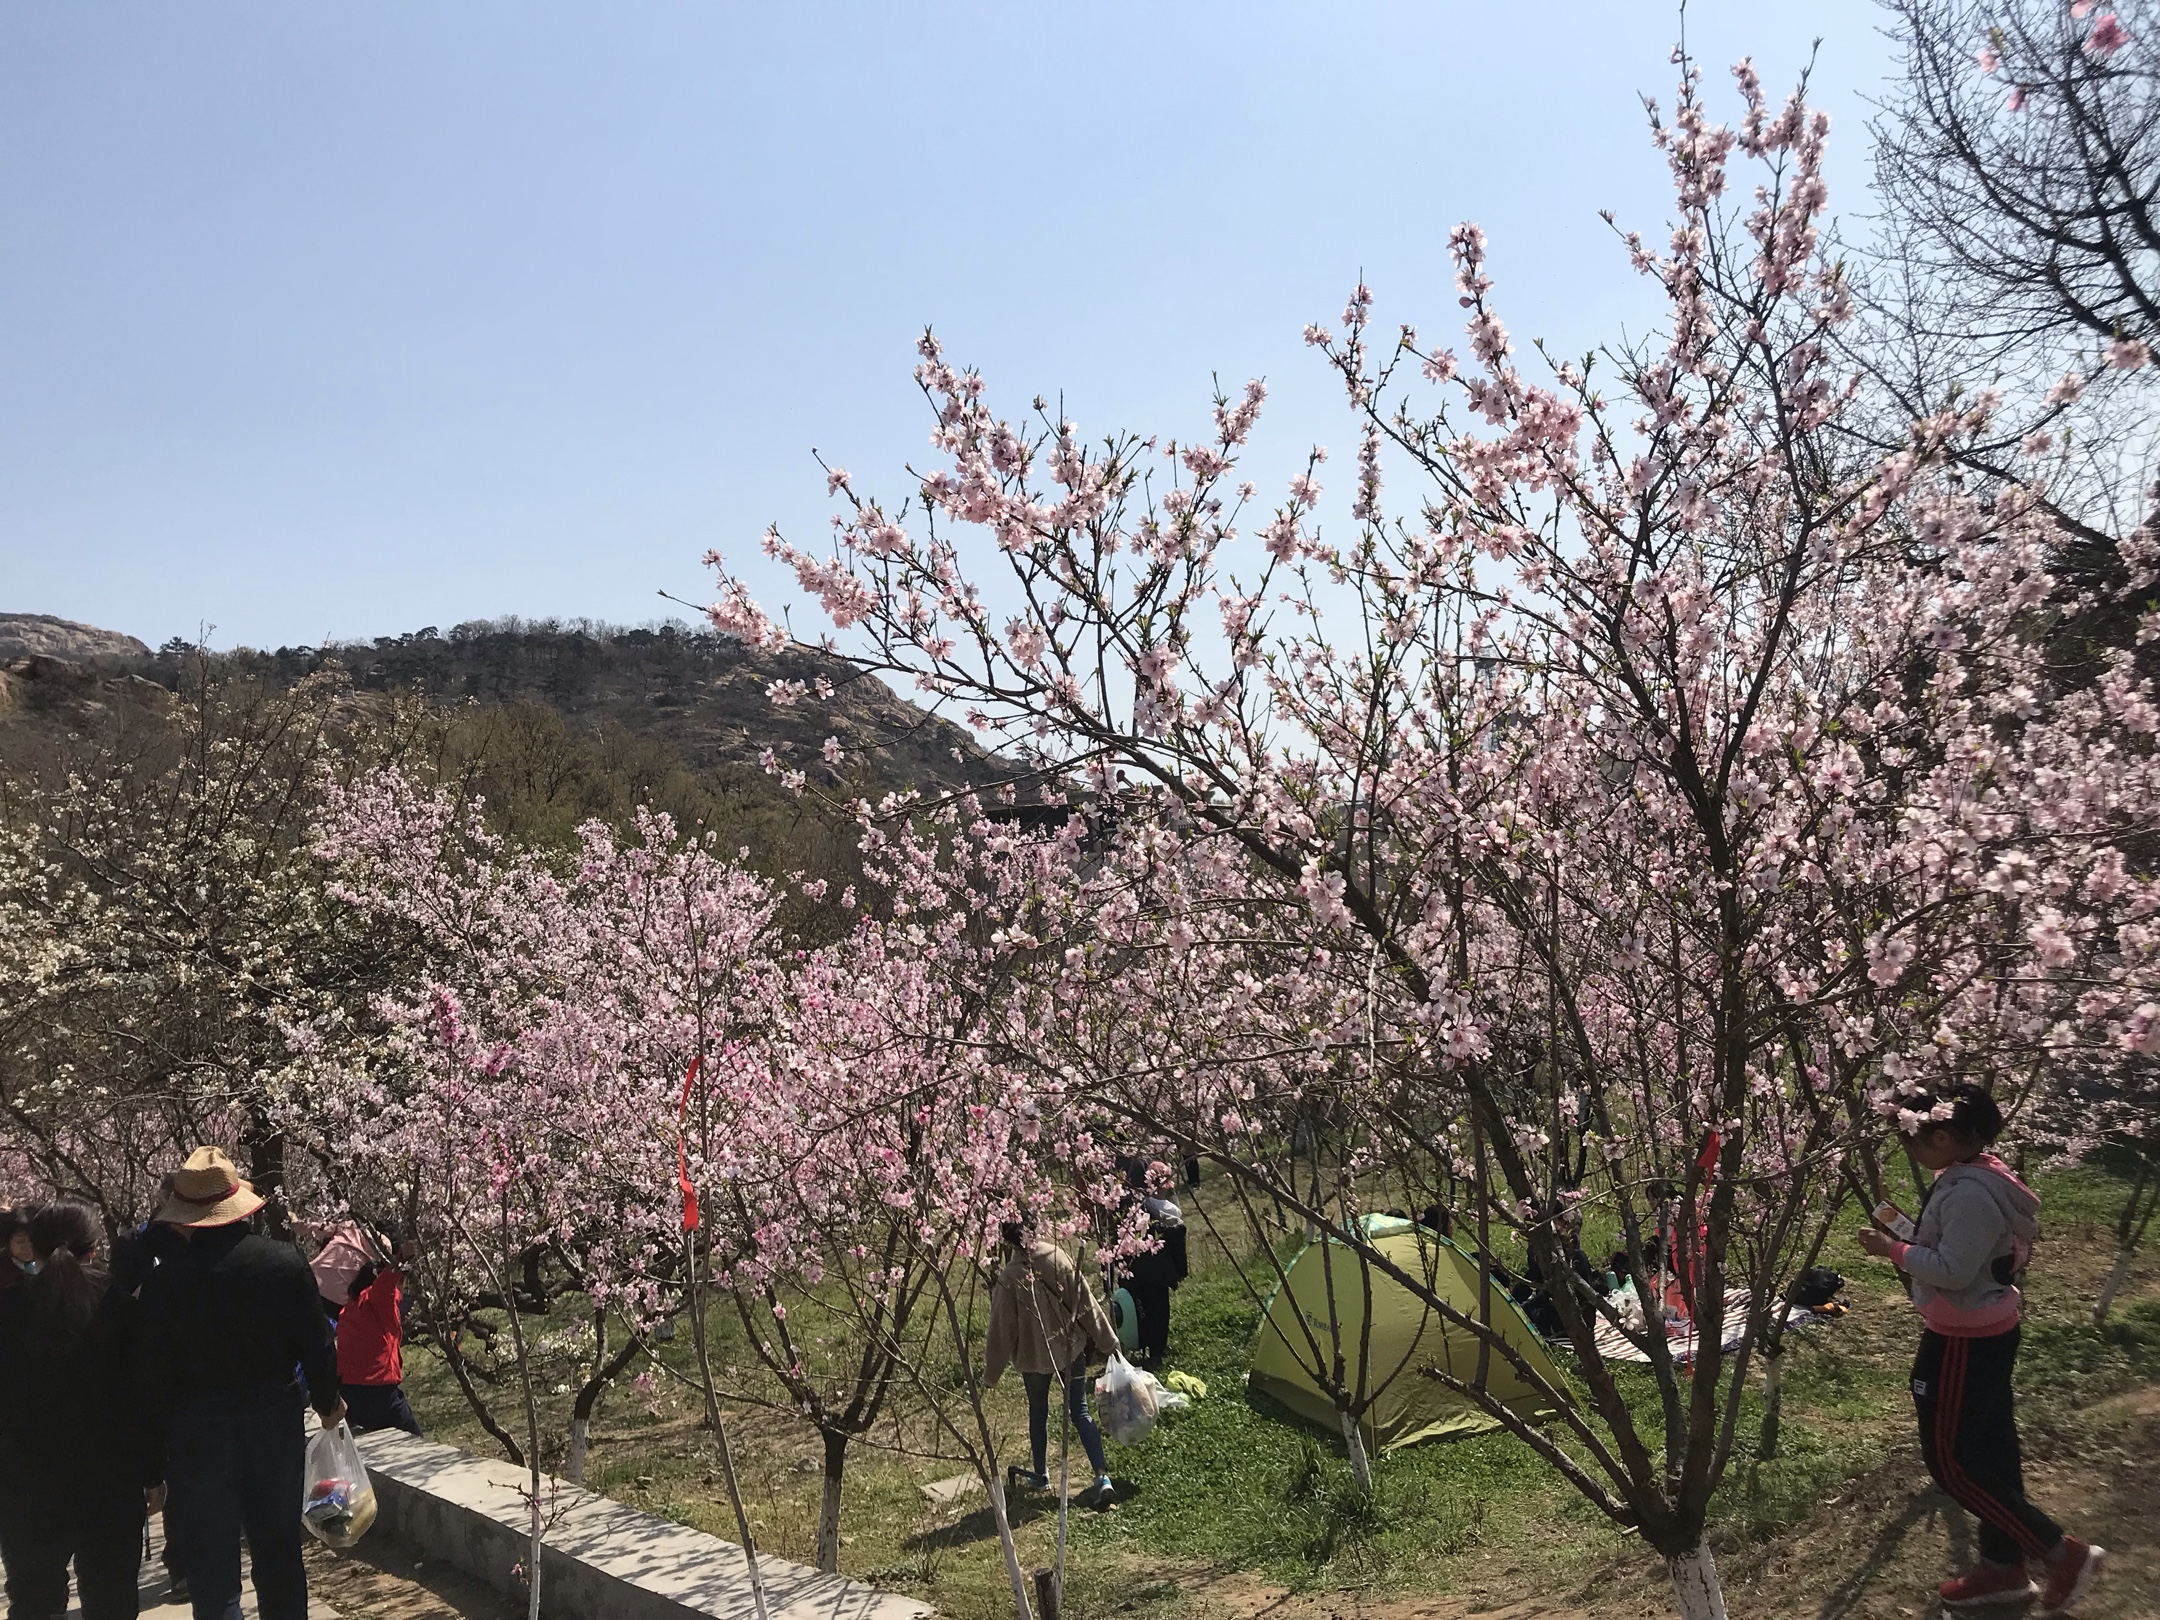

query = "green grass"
[[397, 1162, 2160, 1620], [1067, 1266, 1595, 1586]]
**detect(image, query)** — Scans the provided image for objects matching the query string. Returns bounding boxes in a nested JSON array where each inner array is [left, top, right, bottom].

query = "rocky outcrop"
[[0, 613, 152, 664]]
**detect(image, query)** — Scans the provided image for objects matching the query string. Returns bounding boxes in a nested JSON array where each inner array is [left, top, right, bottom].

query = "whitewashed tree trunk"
[[985, 1477, 1035, 1620], [527, 1493, 544, 1620], [565, 1415, 590, 1485], [1339, 1408, 1374, 1491], [2095, 1247, 2134, 1325], [1667, 1541, 1729, 1620], [1756, 1348, 1785, 1461]]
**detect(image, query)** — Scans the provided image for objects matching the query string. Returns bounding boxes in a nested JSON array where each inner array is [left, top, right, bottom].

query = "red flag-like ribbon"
[[1696, 1129, 1722, 1176], [676, 1055, 704, 1233]]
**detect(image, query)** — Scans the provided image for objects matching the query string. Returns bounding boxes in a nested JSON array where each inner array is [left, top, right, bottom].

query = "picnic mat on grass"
[[1585, 1286, 1822, 1365]]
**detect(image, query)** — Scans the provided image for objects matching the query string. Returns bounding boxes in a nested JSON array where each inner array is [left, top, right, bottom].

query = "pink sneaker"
[[1938, 1560, 2038, 1608], [2039, 1537, 2105, 1615]]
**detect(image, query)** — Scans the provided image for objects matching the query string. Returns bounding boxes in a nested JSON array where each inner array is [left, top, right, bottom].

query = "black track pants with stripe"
[[1911, 1326, 2063, 1565]]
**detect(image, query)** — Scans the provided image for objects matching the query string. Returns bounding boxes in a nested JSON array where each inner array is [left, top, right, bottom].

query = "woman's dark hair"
[[1899, 1082, 2006, 1147], [997, 1220, 1027, 1251], [349, 1261, 382, 1304], [0, 1207, 22, 1247], [1623, 1233, 1665, 1269], [24, 1200, 104, 1355]]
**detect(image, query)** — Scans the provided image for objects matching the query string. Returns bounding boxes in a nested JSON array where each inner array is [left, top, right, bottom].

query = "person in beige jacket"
[[984, 1221, 1118, 1501]]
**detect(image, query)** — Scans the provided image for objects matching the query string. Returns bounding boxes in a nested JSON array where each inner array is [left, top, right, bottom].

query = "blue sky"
[[1, 1, 1890, 652]]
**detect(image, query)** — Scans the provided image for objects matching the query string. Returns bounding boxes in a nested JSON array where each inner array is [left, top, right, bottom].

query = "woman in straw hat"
[[137, 1147, 344, 1620]]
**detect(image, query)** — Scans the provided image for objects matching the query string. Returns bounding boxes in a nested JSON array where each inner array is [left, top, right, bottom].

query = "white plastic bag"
[[301, 1421, 379, 1549], [1093, 1351, 1162, 1446]]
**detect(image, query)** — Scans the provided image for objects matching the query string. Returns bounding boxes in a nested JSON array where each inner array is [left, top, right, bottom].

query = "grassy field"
[[399, 1165, 2160, 1620]]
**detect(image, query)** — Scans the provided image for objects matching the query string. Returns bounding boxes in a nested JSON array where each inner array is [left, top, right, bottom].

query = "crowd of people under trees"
[[0, 1150, 417, 1620]]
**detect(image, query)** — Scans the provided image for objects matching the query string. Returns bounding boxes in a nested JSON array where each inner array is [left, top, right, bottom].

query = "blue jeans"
[[165, 1383, 310, 1620], [1021, 1356, 1108, 1479]]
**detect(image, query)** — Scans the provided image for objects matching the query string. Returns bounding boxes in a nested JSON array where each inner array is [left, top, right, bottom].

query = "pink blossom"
[[1005, 618, 1048, 670], [2087, 13, 2129, 53], [1867, 933, 1916, 987], [2029, 916, 2078, 968], [2109, 337, 2150, 370]]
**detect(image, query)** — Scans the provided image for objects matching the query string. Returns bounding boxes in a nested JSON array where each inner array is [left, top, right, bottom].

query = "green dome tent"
[[1248, 1215, 1571, 1453]]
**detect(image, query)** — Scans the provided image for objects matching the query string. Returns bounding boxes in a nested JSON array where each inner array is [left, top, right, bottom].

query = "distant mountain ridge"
[[0, 612, 1009, 799]]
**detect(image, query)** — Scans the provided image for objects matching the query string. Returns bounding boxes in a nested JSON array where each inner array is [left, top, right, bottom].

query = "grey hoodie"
[[1889, 1153, 2041, 1337]]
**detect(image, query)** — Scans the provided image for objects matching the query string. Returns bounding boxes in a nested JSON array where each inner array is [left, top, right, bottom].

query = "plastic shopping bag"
[[301, 1421, 379, 1549], [1093, 1351, 1162, 1446]]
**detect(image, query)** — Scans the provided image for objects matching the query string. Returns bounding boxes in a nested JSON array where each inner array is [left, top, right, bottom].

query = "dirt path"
[[303, 1537, 513, 1620], [1717, 1387, 2157, 1620], [1154, 1566, 1601, 1620], [73, 1509, 508, 1620]]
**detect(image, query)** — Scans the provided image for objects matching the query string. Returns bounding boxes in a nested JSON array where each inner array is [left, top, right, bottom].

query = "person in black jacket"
[[1124, 1189, 1188, 1368], [0, 1199, 163, 1620], [137, 1148, 344, 1620], [1521, 1204, 1604, 1340], [111, 1195, 193, 1607]]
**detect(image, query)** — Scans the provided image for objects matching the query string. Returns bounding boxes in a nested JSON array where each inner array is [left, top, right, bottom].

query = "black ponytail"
[[1896, 1082, 2006, 1147], [24, 1200, 104, 1357]]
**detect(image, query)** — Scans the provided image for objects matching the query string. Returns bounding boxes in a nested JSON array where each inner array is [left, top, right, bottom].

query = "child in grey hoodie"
[[1859, 1083, 2103, 1613]]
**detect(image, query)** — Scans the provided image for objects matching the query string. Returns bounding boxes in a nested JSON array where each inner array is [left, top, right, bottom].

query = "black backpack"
[[1789, 1266, 1844, 1310]]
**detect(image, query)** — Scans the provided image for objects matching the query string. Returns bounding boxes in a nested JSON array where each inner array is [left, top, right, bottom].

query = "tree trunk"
[[1339, 1408, 1373, 1491], [686, 1235, 771, 1620], [431, 1313, 525, 1466], [567, 1313, 601, 1486], [1756, 1346, 1785, 1461], [984, 1476, 1035, 1620], [2094, 1246, 2134, 1325], [527, 1491, 544, 1620], [1666, 1541, 1729, 1620], [816, 1429, 848, 1574], [245, 1112, 291, 1239], [566, 1415, 591, 1486]]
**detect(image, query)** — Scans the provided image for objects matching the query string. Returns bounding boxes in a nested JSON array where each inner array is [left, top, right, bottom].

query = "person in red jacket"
[[337, 1248, 421, 1436]]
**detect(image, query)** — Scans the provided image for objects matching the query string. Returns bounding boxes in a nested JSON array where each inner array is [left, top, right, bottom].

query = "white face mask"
[[17, 1259, 37, 1277]]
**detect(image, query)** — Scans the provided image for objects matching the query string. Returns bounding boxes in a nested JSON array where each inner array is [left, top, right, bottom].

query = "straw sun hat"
[[154, 1146, 266, 1229]]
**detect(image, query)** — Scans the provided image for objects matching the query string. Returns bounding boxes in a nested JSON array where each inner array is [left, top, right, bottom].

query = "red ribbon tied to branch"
[[1696, 1129, 1722, 1177], [677, 1055, 704, 1233]]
